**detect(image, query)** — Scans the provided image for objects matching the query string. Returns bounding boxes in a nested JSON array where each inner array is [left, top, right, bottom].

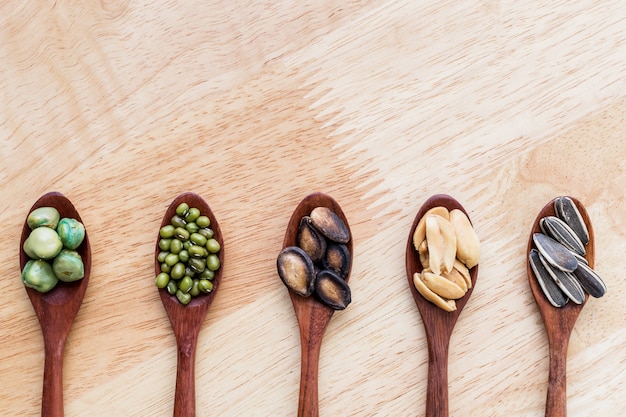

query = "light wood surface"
[[1, 1, 625, 416]]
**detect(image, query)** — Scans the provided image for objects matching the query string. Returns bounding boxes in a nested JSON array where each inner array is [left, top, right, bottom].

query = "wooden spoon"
[[405, 194, 478, 417], [281, 192, 353, 417], [19, 191, 91, 417], [155, 192, 224, 417], [526, 197, 593, 417]]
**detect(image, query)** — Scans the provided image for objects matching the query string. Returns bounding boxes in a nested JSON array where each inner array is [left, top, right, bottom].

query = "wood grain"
[[1, 1, 625, 416]]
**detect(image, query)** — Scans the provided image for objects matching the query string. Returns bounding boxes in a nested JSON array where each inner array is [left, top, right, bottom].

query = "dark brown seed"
[[529, 249, 569, 307], [315, 269, 351, 310], [277, 246, 315, 297], [573, 261, 607, 298], [296, 216, 327, 262], [322, 242, 350, 279], [533, 233, 578, 272], [538, 251, 585, 304], [310, 207, 350, 243], [555, 196, 590, 245]]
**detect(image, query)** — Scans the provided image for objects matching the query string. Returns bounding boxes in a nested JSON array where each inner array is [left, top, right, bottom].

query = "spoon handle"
[[425, 332, 451, 417], [42, 334, 66, 417], [173, 335, 199, 417], [545, 335, 570, 417], [297, 336, 323, 417]]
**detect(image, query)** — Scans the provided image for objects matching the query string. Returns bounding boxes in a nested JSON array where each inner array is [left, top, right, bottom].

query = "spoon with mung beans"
[[527, 197, 594, 417], [405, 194, 479, 417], [19, 191, 91, 417], [281, 192, 353, 417], [155, 192, 224, 417]]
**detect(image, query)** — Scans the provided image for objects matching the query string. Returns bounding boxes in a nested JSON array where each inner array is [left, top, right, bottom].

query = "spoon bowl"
[[19, 191, 91, 417], [526, 196, 593, 417], [281, 192, 353, 417], [155, 192, 224, 417], [405, 194, 478, 417]]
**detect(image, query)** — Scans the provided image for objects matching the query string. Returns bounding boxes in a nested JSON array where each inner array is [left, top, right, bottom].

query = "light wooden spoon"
[[281, 192, 353, 417], [526, 196, 593, 417], [155, 192, 224, 417], [19, 191, 91, 417], [405, 194, 478, 417]]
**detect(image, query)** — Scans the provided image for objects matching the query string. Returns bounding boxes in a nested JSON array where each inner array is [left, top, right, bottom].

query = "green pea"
[[159, 225, 175, 238], [171, 215, 187, 228], [57, 218, 85, 250], [179, 276, 193, 293], [166, 280, 177, 295], [157, 251, 170, 263], [196, 215, 210, 228], [185, 222, 199, 234], [176, 290, 191, 305], [52, 249, 84, 282], [189, 279, 200, 296], [198, 228, 214, 239], [155, 272, 170, 289], [207, 254, 220, 271], [188, 245, 207, 258], [188, 257, 206, 273], [27, 207, 60, 230], [198, 279, 213, 293], [198, 269, 214, 280], [23, 227, 63, 260], [190, 233, 207, 246], [170, 238, 183, 254], [21, 259, 59, 293], [174, 227, 190, 241], [164, 253, 179, 267], [160, 262, 171, 273], [176, 203, 190, 217], [186, 207, 200, 222], [178, 250, 189, 263], [171, 262, 186, 280], [206, 238, 221, 254], [159, 238, 172, 251]]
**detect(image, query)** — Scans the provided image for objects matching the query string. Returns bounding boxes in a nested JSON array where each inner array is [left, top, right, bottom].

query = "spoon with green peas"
[[19, 192, 91, 417], [155, 192, 224, 417]]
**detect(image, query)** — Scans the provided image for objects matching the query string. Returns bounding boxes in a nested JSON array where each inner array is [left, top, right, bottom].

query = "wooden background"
[[1, 1, 625, 416]]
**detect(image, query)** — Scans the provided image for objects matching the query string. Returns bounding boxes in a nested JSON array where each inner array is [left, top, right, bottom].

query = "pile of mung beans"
[[155, 203, 221, 305]]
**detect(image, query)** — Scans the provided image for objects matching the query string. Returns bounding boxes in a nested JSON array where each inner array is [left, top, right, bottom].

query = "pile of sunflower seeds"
[[529, 196, 607, 307]]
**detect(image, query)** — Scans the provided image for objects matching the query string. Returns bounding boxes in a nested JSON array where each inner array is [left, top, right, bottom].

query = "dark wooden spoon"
[[281, 192, 353, 417], [526, 197, 593, 417], [19, 191, 91, 417], [155, 192, 224, 417], [405, 194, 479, 417]]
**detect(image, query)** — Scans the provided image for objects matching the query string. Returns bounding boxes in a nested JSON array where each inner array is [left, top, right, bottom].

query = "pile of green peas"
[[155, 202, 221, 305]]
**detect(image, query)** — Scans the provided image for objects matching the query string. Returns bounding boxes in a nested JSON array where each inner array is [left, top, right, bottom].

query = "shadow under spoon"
[[405, 194, 478, 417], [19, 192, 91, 417], [526, 197, 594, 417], [155, 192, 224, 417], [281, 192, 353, 417]]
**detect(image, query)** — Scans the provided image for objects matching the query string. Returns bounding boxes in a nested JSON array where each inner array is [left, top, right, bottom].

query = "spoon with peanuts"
[[405, 194, 479, 417]]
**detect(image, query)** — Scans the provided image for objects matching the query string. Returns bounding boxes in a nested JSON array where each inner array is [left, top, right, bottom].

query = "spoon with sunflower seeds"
[[405, 194, 479, 417], [527, 196, 601, 417]]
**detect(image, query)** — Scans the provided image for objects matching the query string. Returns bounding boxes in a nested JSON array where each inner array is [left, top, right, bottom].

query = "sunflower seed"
[[538, 251, 585, 304], [529, 249, 568, 307], [572, 261, 607, 298], [533, 233, 578, 272], [555, 196, 589, 245], [540, 216, 586, 256]]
